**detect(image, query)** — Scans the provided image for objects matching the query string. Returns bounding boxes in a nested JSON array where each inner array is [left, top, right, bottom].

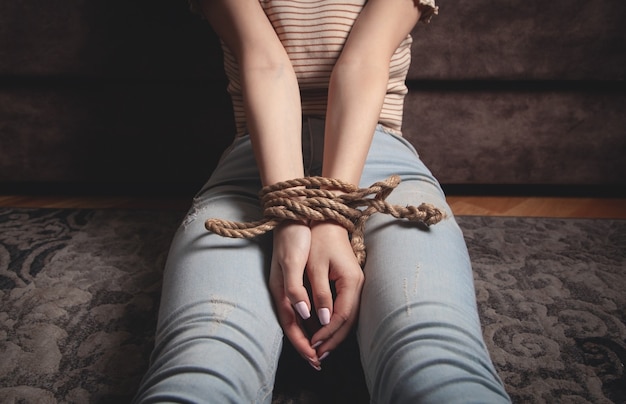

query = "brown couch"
[[1, 0, 625, 195]]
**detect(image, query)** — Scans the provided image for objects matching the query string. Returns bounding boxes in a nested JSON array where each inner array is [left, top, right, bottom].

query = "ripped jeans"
[[133, 119, 511, 403]]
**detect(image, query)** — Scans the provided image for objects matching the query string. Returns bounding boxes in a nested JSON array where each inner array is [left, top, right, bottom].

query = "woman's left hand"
[[306, 220, 365, 361]]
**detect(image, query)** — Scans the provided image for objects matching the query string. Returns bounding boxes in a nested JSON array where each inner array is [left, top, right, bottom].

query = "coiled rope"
[[205, 175, 445, 266]]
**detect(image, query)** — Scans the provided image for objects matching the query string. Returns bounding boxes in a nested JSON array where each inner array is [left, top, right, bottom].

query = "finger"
[[274, 223, 312, 320], [311, 269, 363, 353], [270, 270, 321, 368], [311, 302, 356, 356], [306, 263, 333, 327], [279, 296, 322, 366], [282, 263, 312, 320], [270, 257, 321, 358]]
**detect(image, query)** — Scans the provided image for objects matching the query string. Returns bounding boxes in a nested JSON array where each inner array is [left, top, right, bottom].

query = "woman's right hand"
[[269, 220, 322, 368]]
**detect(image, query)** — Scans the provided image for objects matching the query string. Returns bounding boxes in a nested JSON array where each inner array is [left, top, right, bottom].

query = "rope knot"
[[204, 175, 446, 266]]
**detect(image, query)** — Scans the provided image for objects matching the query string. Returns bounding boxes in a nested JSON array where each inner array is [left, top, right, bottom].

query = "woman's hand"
[[269, 220, 322, 368], [269, 218, 364, 370], [306, 220, 365, 362]]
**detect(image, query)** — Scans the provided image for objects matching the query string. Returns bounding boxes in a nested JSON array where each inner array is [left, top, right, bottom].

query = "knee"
[[363, 308, 510, 403], [135, 301, 282, 403]]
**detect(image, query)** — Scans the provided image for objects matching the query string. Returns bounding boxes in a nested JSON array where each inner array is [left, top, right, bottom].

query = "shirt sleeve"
[[417, 0, 439, 23]]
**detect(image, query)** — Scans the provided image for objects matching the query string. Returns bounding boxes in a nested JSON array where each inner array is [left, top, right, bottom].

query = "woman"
[[134, 0, 511, 402]]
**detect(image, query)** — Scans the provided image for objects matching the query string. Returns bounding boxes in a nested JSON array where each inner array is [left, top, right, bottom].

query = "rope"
[[204, 175, 446, 266]]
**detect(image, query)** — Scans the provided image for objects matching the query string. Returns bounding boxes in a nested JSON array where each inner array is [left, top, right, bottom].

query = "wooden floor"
[[446, 196, 626, 219], [1, 194, 625, 219]]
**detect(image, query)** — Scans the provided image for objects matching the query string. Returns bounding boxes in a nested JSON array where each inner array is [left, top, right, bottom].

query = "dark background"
[[1, 0, 624, 196]]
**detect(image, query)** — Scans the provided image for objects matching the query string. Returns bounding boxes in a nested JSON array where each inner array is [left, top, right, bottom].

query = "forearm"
[[241, 63, 304, 185], [322, 0, 421, 187], [322, 60, 389, 186], [201, 0, 303, 186]]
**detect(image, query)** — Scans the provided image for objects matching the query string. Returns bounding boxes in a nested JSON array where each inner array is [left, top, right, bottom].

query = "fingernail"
[[317, 308, 330, 325], [294, 301, 310, 320], [307, 357, 321, 371], [319, 351, 330, 361], [311, 340, 323, 349]]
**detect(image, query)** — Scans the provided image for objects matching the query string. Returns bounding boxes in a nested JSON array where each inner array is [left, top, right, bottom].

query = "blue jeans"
[[134, 119, 510, 403]]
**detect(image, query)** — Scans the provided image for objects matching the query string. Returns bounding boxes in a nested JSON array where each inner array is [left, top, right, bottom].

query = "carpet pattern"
[[0, 208, 624, 403]]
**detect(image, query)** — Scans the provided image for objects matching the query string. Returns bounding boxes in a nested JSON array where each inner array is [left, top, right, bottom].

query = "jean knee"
[[135, 299, 283, 403], [362, 304, 509, 403]]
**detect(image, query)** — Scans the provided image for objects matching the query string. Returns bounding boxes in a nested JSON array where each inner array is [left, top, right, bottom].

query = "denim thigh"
[[134, 136, 282, 404], [357, 129, 510, 403]]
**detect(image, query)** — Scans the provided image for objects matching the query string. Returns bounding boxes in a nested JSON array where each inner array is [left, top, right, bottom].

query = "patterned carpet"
[[0, 208, 624, 403]]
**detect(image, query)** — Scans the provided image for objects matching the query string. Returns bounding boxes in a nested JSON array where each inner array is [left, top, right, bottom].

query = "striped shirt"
[[190, 0, 438, 137]]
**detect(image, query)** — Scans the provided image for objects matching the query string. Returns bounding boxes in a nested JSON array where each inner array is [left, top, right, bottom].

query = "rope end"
[[420, 203, 447, 225]]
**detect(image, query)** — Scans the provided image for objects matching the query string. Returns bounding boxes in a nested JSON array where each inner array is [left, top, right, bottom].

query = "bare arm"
[[323, 0, 421, 185], [307, 0, 422, 357], [200, 0, 318, 363], [200, 0, 303, 185]]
